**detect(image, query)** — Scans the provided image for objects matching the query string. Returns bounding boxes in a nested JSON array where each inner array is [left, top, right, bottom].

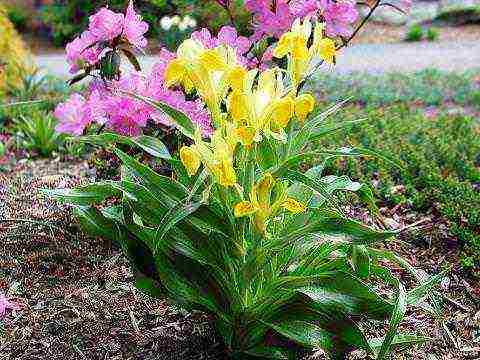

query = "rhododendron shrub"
[[48, 2, 441, 359]]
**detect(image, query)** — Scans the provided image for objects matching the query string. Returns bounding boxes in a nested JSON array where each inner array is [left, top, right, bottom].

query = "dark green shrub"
[[405, 24, 423, 42], [316, 104, 480, 273], [6, 5, 28, 31]]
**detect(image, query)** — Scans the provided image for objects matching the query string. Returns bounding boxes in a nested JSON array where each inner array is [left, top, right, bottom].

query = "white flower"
[[183, 15, 197, 29], [178, 19, 189, 32], [171, 15, 181, 26], [160, 16, 173, 31]]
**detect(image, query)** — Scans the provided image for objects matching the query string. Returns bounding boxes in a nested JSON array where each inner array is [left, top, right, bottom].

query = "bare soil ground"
[[1, 157, 479, 360]]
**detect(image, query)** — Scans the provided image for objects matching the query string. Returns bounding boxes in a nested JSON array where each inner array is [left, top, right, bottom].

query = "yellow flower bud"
[[295, 94, 315, 122], [317, 38, 336, 64], [271, 96, 295, 128], [234, 201, 259, 218], [180, 145, 201, 177], [282, 198, 307, 213]]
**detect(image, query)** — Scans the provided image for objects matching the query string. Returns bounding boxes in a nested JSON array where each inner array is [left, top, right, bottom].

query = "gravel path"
[[36, 40, 480, 78]]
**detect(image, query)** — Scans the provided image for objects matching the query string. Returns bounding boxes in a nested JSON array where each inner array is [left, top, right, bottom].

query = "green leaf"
[[135, 277, 163, 298], [114, 148, 188, 202], [267, 320, 334, 351], [293, 271, 394, 320], [376, 277, 407, 359], [72, 205, 121, 240], [352, 245, 370, 279], [80, 133, 171, 159], [154, 199, 203, 247], [42, 183, 120, 206], [407, 271, 447, 306], [290, 98, 352, 153], [125, 93, 197, 139], [369, 334, 431, 358], [243, 346, 290, 359], [283, 210, 397, 245]]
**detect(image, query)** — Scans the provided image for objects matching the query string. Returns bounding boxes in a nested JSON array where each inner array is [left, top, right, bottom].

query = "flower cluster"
[[65, 1, 148, 74], [160, 15, 197, 32], [167, 20, 329, 197], [55, 49, 212, 136], [245, 0, 413, 42]]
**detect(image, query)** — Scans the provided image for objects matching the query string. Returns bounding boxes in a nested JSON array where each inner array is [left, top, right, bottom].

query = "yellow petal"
[[234, 201, 259, 218], [295, 93, 315, 122], [164, 59, 188, 88], [226, 65, 248, 91], [199, 49, 227, 71], [271, 96, 295, 128], [318, 38, 336, 64], [228, 90, 249, 125], [282, 198, 307, 213], [180, 145, 201, 177]]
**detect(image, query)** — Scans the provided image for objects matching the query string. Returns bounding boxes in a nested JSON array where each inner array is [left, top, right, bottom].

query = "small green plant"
[[426, 27, 439, 41], [405, 24, 423, 42], [13, 110, 63, 157], [0, 140, 5, 158]]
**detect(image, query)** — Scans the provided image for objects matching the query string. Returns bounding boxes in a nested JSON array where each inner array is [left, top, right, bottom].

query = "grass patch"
[[314, 103, 480, 273]]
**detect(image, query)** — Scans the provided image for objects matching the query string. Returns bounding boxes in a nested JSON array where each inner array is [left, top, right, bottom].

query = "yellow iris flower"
[[273, 19, 337, 90]]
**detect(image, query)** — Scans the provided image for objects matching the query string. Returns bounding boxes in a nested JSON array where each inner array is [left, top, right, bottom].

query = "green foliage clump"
[[426, 27, 439, 41], [12, 109, 64, 157], [316, 104, 480, 273], [405, 24, 423, 42]]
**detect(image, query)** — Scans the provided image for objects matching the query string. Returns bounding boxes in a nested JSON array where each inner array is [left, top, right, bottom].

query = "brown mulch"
[[0, 157, 479, 360]]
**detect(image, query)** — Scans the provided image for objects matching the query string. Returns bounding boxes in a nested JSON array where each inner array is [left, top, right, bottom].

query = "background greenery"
[[313, 102, 479, 272]]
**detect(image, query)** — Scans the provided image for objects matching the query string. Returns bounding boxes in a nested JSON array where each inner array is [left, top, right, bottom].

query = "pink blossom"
[[245, 0, 295, 41], [65, 31, 101, 74], [54, 94, 92, 135], [320, 0, 358, 37], [88, 7, 124, 42], [123, 1, 149, 48], [0, 292, 21, 318]]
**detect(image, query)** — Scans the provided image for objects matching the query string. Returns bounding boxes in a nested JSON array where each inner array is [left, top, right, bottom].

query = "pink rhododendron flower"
[[65, 31, 101, 74], [245, 0, 295, 41], [0, 292, 21, 318], [123, 0, 149, 48], [320, 0, 358, 37], [246, 0, 359, 40], [54, 94, 93, 135], [88, 7, 124, 42]]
